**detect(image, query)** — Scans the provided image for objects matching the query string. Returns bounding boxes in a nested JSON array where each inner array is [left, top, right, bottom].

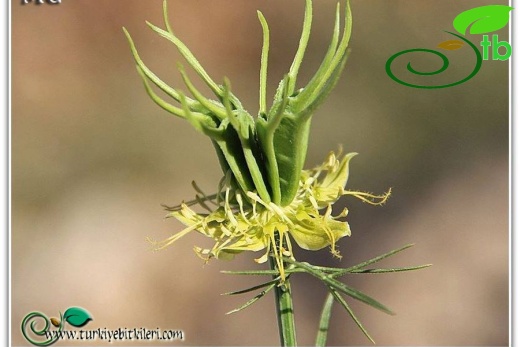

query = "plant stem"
[[269, 256, 297, 346]]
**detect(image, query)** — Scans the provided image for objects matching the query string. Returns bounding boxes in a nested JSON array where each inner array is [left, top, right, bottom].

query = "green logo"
[[386, 5, 513, 89], [21, 307, 93, 346]]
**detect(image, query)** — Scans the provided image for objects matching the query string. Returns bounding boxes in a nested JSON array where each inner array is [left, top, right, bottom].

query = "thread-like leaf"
[[348, 264, 432, 274], [342, 244, 415, 273], [330, 290, 375, 344], [162, 192, 220, 212], [315, 292, 335, 347], [226, 283, 276, 314], [221, 268, 304, 276], [222, 278, 279, 296], [286, 258, 394, 315], [324, 277, 394, 315]]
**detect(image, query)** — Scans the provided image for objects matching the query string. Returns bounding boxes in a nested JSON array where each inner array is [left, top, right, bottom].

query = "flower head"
[[125, 0, 391, 280], [149, 151, 390, 280], [124, 2, 429, 344]]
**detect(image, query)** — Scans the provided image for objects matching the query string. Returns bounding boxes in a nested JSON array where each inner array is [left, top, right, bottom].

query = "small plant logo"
[[386, 5, 513, 89], [21, 307, 92, 346]]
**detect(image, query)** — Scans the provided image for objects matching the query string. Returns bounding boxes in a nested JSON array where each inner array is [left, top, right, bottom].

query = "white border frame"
[[4, 0, 10, 346]]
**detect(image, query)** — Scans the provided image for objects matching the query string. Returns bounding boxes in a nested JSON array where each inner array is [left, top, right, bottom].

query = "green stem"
[[269, 255, 297, 346]]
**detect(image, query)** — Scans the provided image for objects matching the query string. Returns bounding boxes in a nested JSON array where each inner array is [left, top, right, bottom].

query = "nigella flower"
[[152, 151, 390, 281], [124, 0, 390, 280], [124, 2, 429, 344]]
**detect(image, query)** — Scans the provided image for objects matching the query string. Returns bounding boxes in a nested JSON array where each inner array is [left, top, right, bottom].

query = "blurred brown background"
[[12, 0, 509, 345]]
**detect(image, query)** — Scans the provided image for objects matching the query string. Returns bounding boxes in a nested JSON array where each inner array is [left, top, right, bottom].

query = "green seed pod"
[[124, 0, 352, 206]]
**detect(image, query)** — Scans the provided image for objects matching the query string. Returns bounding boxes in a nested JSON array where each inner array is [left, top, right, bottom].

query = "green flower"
[[124, 0, 390, 280], [123, 3, 431, 345]]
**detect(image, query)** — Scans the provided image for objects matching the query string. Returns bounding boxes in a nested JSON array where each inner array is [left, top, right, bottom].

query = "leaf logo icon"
[[437, 40, 464, 50], [453, 5, 513, 35], [63, 307, 92, 328]]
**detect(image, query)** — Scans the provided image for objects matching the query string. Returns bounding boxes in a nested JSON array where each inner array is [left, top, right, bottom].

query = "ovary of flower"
[[148, 151, 391, 280]]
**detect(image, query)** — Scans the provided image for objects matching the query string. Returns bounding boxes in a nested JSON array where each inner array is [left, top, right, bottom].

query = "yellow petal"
[[315, 152, 357, 205], [290, 217, 350, 251]]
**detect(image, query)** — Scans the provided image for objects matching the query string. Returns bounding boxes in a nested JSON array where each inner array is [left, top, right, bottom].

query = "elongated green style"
[[124, 0, 352, 206]]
